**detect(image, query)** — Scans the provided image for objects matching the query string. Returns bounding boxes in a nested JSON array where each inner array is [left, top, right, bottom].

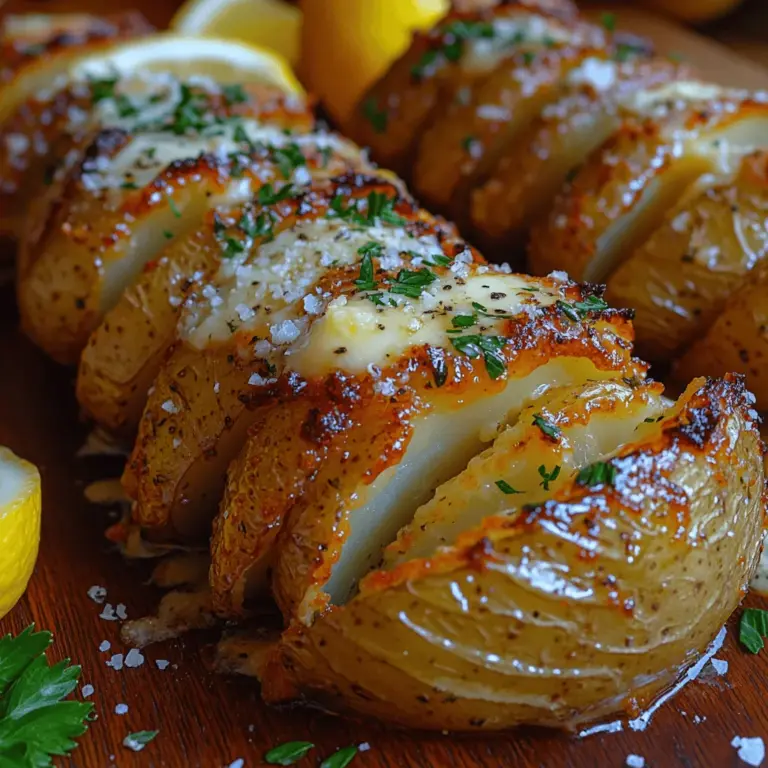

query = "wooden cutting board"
[[2, 3, 768, 767]]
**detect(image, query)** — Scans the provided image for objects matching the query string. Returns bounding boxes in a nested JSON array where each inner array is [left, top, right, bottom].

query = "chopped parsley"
[[233, 123, 255, 149], [163, 230, 174, 240], [123, 730, 159, 752], [495, 480, 522, 495], [522, 50, 536, 66], [600, 12, 616, 31], [0, 625, 93, 764], [167, 196, 182, 218], [222, 83, 248, 105], [412, 20, 495, 79], [264, 740, 315, 765], [222, 237, 246, 259], [320, 745, 359, 768], [740, 608, 768, 654], [556, 295, 609, 322], [319, 145, 333, 169], [354, 249, 378, 291], [258, 183, 296, 205], [389, 267, 436, 298], [461, 135, 477, 152], [90, 77, 118, 104], [121, 181, 138, 190], [451, 313, 476, 329], [450, 334, 506, 380], [238, 210, 275, 241], [577, 461, 617, 488], [614, 41, 645, 63], [472, 301, 516, 320], [532, 414, 560, 441], [362, 98, 388, 134], [329, 192, 405, 226], [272, 143, 306, 179], [538, 464, 561, 490], [424, 253, 452, 268], [166, 83, 212, 135]]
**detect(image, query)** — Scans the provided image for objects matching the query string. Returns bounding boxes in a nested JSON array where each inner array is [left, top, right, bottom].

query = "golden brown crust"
[[261, 375, 765, 731]]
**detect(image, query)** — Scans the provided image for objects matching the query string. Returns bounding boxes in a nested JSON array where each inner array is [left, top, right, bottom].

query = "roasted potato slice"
[[0, 12, 152, 121], [345, 0, 600, 178], [261, 375, 764, 731], [411, 44, 615, 219], [468, 63, 690, 257], [76, 132, 368, 436], [209, 264, 639, 621], [675, 266, 768, 406], [385, 377, 665, 564], [17, 84, 313, 363], [124, 174, 446, 541], [606, 150, 768, 363], [528, 88, 768, 282]]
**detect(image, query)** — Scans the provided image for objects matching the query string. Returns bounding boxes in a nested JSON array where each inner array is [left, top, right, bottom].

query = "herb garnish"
[[320, 745, 359, 768], [354, 247, 378, 292], [362, 98, 388, 134], [533, 414, 560, 441], [167, 196, 182, 218], [450, 334, 506, 380], [258, 183, 296, 205], [273, 143, 306, 179], [451, 313, 476, 329], [614, 41, 645, 63], [577, 461, 617, 488], [556, 295, 609, 321], [495, 480, 522, 495], [222, 83, 248, 105], [264, 740, 315, 765], [328, 192, 405, 226], [600, 12, 616, 31], [0, 625, 93, 765], [389, 267, 437, 298], [538, 464, 561, 490], [222, 237, 246, 259], [424, 253, 452, 268], [123, 730, 159, 752], [90, 77, 118, 104], [412, 20, 495, 79], [740, 608, 768, 654]]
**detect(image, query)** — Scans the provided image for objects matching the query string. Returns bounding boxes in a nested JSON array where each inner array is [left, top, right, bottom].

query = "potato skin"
[[262, 375, 765, 731], [345, 0, 587, 179], [76, 138, 370, 436], [606, 151, 768, 363], [674, 267, 768, 406]]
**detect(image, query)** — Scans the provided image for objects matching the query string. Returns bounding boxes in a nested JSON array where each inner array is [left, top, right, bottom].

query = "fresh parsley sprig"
[[740, 608, 768, 654], [577, 461, 617, 488], [0, 625, 93, 766], [556, 295, 609, 322], [450, 334, 506, 380]]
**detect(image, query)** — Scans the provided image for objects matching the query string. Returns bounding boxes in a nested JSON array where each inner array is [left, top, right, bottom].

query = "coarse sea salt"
[[125, 648, 145, 668], [155, 659, 170, 670], [106, 654, 124, 670], [711, 658, 728, 675], [100, 603, 118, 621], [626, 756, 645, 768], [115, 704, 129, 715], [81, 684, 95, 698], [732, 736, 766, 767], [88, 585, 107, 604], [226, 760, 245, 768], [99, 640, 111, 652]]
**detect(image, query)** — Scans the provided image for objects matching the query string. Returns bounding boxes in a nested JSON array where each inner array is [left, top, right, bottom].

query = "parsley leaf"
[[89, 77, 117, 104], [272, 143, 306, 180], [533, 414, 560, 441], [0, 625, 92, 765], [258, 183, 296, 206], [389, 267, 436, 298], [320, 745, 359, 768], [495, 480, 522, 495], [424, 253, 452, 268], [412, 20, 495, 79], [264, 741, 315, 766], [354, 249, 378, 292], [167, 196, 182, 218], [222, 84, 248, 105], [366, 191, 406, 225], [538, 464, 561, 490], [362, 98, 388, 134], [450, 334, 507, 379], [123, 730, 159, 752], [222, 237, 246, 259], [600, 12, 616, 31], [471, 301, 516, 320], [577, 461, 617, 488], [740, 609, 768, 654], [556, 295, 609, 322], [451, 313, 476, 329]]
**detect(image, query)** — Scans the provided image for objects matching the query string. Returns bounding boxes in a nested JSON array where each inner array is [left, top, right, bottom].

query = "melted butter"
[[184, 219, 448, 349], [285, 271, 558, 378], [81, 119, 287, 192]]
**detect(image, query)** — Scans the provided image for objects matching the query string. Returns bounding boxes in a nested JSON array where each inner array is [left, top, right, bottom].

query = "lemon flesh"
[[0, 447, 41, 619]]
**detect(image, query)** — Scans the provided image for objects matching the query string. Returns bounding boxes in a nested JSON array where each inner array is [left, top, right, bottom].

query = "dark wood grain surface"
[[2, 1, 768, 766]]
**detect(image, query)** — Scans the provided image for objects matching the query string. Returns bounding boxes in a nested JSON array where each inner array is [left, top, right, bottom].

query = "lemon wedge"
[[299, 0, 448, 125], [0, 447, 41, 619], [69, 34, 304, 96], [171, 0, 301, 68]]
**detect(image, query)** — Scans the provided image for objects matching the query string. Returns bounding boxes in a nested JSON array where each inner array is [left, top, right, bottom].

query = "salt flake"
[[732, 736, 765, 767], [87, 585, 107, 604], [155, 659, 170, 670], [626, 756, 645, 768], [99, 640, 111, 653], [106, 653, 124, 670], [124, 648, 145, 668], [115, 703, 129, 715], [81, 684, 95, 698], [100, 603, 118, 621]]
